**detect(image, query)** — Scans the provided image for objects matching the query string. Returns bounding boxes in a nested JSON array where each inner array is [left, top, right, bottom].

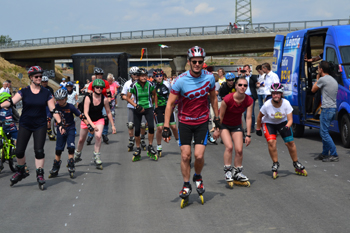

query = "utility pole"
[[235, 0, 253, 28]]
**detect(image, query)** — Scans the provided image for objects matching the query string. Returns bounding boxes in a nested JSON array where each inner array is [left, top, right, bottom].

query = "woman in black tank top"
[[75, 79, 116, 169]]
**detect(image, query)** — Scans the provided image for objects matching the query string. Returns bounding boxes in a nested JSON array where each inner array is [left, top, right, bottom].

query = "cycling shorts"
[[178, 122, 208, 146], [155, 106, 176, 127], [262, 121, 293, 143], [221, 123, 243, 133]]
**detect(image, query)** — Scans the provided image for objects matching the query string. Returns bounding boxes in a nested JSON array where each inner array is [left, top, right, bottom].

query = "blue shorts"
[[6, 131, 18, 140], [56, 127, 76, 151]]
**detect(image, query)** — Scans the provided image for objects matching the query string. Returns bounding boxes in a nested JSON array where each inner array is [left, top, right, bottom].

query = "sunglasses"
[[155, 75, 163, 78], [238, 84, 248, 87], [191, 60, 204, 65], [94, 86, 104, 89], [33, 76, 42, 79], [227, 79, 234, 82]]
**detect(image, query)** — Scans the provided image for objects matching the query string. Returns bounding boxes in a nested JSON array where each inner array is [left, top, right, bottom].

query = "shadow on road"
[[258, 169, 294, 178], [170, 190, 226, 205]]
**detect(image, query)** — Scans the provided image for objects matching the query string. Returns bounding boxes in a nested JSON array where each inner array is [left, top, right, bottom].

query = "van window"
[[340, 46, 350, 79], [326, 47, 339, 64]]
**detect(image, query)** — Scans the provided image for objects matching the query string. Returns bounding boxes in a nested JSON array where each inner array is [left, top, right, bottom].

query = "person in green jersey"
[[126, 68, 158, 161], [153, 69, 179, 157]]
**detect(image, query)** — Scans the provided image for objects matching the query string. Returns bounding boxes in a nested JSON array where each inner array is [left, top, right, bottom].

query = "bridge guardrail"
[[1, 19, 349, 49]]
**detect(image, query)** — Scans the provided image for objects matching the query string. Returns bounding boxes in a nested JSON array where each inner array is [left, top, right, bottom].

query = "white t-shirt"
[[60, 82, 67, 87], [67, 91, 77, 105], [264, 71, 280, 95], [257, 73, 266, 95], [122, 79, 136, 109], [260, 99, 293, 124], [0, 87, 10, 94]]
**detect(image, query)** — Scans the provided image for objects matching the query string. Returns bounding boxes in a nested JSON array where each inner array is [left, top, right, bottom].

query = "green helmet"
[[92, 79, 105, 88], [0, 92, 11, 104]]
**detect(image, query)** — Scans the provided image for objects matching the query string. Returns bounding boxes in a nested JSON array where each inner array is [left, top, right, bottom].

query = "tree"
[[0, 35, 12, 45]]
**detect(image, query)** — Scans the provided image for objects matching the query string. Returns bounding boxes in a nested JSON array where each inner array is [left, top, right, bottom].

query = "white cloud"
[[194, 3, 214, 14]]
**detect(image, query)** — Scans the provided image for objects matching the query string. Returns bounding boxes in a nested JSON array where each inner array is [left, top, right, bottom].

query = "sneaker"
[[314, 153, 327, 160], [322, 155, 339, 162]]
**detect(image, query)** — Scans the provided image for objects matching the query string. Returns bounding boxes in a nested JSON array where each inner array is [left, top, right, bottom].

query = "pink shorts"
[[81, 118, 104, 129]]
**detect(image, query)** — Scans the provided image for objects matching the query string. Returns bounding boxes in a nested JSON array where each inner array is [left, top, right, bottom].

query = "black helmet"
[[94, 67, 104, 75], [137, 68, 148, 76], [153, 68, 164, 77]]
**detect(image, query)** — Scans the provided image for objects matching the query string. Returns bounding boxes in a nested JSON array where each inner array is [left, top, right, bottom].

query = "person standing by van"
[[261, 63, 279, 101], [256, 65, 266, 109], [311, 61, 339, 162]]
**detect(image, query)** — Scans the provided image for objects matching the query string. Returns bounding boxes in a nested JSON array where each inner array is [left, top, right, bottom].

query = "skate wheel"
[[272, 172, 278, 179], [180, 198, 189, 209], [199, 195, 204, 205], [96, 165, 103, 170], [227, 181, 234, 188], [39, 184, 45, 190], [70, 173, 74, 178], [128, 148, 131, 152], [143, 147, 147, 151], [154, 154, 158, 161], [158, 152, 162, 158]]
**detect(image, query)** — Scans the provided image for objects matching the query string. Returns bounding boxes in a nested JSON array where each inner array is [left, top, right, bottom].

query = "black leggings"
[[16, 125, 47, 159], [134, 108, 155, 137]]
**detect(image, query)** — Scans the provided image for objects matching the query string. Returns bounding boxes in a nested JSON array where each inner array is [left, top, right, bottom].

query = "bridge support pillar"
[[171, 56, 187, 75]]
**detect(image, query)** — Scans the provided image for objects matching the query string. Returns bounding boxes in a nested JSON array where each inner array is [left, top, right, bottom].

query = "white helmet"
[[187, 46, 206, 59], [54, 89, 68, 100], [129, 66, 139, 76], [41, 76, 49, 82]]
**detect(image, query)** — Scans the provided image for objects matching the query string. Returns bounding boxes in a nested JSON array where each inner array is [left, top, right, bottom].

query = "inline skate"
[[157, 145, 162, 158], [67, 158, 75, 178], [10, 165, 29, 186], [233, 166, 250, 187], [147, 145, 158, 161], [86, 136, 93, 145], [192, 174, 205, 205], [74, 150, 82, 163], [93, 152, 103, 170], [127, 136, 135, 152], [36, 168, 46, 190], [132, 147, 141, 162], [179, 183, 192, 209], [102, 134, 109, 144], [49, 159, 61, 178], [224, 165, 234, 188], [293, 161, 308, 176], [272, 162, 280, 179], [207, 133, 217, 144], [47, 129, 56, 141]]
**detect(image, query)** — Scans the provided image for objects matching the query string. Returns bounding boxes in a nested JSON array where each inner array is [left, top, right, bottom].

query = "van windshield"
[[341, 46, 350, 79]]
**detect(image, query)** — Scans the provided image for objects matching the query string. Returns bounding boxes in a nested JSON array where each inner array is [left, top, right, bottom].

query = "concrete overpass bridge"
[[0, 19, 348, 72]]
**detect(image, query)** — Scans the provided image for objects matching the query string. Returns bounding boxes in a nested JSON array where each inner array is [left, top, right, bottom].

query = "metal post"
[[215, 26, 217, 35], [146, 48, 148, 70], [141, 31, 143, 39], [177, 28, 179, 37], [202, 27, 204, 35], [160, 47, 162, 69]]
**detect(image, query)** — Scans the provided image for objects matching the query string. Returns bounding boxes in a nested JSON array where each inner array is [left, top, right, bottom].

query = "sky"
[[1, 0, 349, 41]]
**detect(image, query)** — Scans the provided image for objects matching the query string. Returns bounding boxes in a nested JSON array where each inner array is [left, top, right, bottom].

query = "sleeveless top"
[[88, 95, 104, 122]]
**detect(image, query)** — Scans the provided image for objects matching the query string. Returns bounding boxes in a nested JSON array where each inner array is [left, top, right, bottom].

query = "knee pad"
[[127, 122, 134, 129], [35, 149, 45, 159], [55, 150, 63, 156], [104, 115, 109, 126], [149, 127, 155, 134], [141, 122, 146, 129], [68, 147, 75, 154]]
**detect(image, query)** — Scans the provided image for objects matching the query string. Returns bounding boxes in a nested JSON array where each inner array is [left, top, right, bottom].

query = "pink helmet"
[[270, 83, 284, 93], [27, 66, 43, 76]]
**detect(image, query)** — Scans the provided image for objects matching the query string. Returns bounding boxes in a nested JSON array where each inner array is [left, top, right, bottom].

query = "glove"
[[213, 117, 221, 129], [135, 105, 144, 113], [280, 126, 290, 135], [162, 127, 172, 143], [256, 129, 262, 136], [87, 124, 94, 133]]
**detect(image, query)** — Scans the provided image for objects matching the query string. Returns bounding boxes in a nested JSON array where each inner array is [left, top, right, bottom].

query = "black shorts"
[[262, 121, 293, 143], [155, 106, 175, 126], [178, 122, 208, 146], [221, 123, 244, 133]]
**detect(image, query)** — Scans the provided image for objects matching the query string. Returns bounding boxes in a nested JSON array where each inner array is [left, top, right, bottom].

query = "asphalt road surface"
[[1, 101, 350, 233]]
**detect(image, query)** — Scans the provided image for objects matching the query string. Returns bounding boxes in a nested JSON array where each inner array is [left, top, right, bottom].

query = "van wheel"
[[341, 115, 350, 148], [292, 123, 304, 137]]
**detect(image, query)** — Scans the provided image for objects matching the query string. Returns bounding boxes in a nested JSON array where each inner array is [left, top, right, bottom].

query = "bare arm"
[[256, 111, 264, 130], [48, 98, 65, 134], [163, 93, 178, 128], [104, 97, 116, 134], [209, 89, 219, 118], [152, 90, 158, 109], [126, 92, 137, 108], [286, 112, 293, 128], [0, 93, 22, 108]]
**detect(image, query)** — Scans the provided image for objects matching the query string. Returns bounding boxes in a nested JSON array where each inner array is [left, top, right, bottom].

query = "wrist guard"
[[213, 117, 221, 129]]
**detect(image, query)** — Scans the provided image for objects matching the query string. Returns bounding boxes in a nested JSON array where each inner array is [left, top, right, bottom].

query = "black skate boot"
[[86, 136, 93, 145], [102, 134, 109, 144], [147, 145, 158, 161], [179, 183, 192, 209], [132, 147, 141, 162], [0, 159, 4, 173], [127, 136, 135, 152], [67, 158, 75, 178], [36, 168, 46, 190], [140, 135, 147, 151], [49, 159, 61, 178], [233, 166, 250, 187], [10, 165, 29, 186], [272, 162, 280, 179], [293, 161, 308, 176], [74, 150, 82, 163], [47, 129, 56, 141], [192, 174, 205, 204]]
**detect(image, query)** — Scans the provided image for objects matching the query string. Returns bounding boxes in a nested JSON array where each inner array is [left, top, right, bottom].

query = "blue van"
[[273, 25, 350, 147]]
